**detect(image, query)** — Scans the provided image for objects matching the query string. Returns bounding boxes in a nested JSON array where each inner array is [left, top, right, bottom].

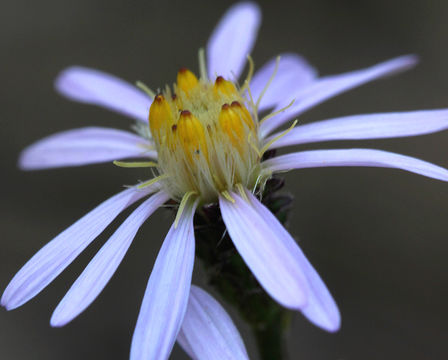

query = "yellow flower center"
[[148, 68, 261, 203]]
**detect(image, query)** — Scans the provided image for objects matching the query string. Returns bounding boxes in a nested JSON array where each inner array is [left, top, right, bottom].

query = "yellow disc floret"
[[177, 110, 209, 162], [148, 68, 262, 204], [177, 68, 199, 96]]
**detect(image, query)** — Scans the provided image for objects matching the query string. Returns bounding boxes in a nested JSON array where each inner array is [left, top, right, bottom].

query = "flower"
[[4, 1, 448, 359]]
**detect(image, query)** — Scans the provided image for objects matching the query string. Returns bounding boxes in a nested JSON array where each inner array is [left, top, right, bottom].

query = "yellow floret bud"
[[177, 110, 208, 162], [213, 76, 238, 97], [177, 68, 199, 95], [218, 104, 245, 148], [149, 94, 175, 145], [231, 101, 254, 130]]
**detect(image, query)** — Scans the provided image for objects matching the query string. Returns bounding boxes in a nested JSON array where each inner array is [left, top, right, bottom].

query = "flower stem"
[[194, 176, 293, 359], [253, 309, 291, 360]]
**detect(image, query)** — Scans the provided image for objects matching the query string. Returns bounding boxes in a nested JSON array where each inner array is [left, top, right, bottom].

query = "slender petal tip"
[[207, 2, 261, 80], [381, 54, 419, 75], [219, 192, 309, 309], [17, 127, 154, 171], [1, 291, 14, 310], [177, 285, 249, 360], [49, 191, 169, 328], [54, 66, 151, 122], [0, 188, 151, 312], [264, 148, 448, 183], [260, 54, 421, 137]]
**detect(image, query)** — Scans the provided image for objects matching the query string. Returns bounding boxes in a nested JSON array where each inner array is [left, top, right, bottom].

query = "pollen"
[[148, 67, 262, 204]]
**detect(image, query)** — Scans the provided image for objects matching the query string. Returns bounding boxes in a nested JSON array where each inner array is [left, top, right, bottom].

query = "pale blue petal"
[[263, 148, 448, 182], [177, 285, 249, 360], [19, 127, 155, 170], [207, 2, 261, 81], [266, 109, 448, 149], [50, 191, 169, 327], [250, 53, 317, 111], [130, 199, 198, 360], [1, 187, 154, 310], [55, 66, 152, 122], [245, 190, 340, 332], [260, 55, 418, 137], [219, 192, 308, 309]]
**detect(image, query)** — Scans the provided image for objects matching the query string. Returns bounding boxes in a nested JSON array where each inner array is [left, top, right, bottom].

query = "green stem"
[[253, 310, 291, 360]]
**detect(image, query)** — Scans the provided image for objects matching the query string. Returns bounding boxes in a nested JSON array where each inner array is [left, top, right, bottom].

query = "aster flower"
[[4, 2, 448, 360]]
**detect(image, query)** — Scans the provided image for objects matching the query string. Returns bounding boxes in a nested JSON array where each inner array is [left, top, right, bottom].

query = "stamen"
[[247, 132, 261, 158], [221, 190, 235, 203], [135, 142, 156, 151], [259, 99, 295, 125], [136, 81, 156, 99], [113, 160, 158, 168], [255, 56, 280, 110], [236, 183, 249, 202], [131, 122, 154, 142], [212, 173, 225, 191], [137, 174, 168, 189], [243, 80, 259, 123], [252, 174, 263, 194], [198, 48, 208, 80], [174, 191, 197, 228], [240, 55, 255, 93], [260, 119, 298, 156], [123, 184, 160, 195]]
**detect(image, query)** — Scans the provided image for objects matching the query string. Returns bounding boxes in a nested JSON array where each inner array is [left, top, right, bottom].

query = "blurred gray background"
[[1, 0, 447, 359]]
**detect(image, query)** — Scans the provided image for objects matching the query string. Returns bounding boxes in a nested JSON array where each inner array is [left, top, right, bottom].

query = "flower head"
[[148, 68, 260, 203], [4, 2, 448, 360]]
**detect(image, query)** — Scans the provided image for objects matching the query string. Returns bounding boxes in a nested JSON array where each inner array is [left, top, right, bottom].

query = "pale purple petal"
[[250, 54, 317, 111], [177, 285, 249, 360], [266, 109, 448, 149], [219, 192, 308, 309], [177, 332, 196, 360], [260, 55, 418, 137], [130, 199, 198, 360], [50, 191, 169, 327], [1, 187, 154, 311], [55, 66, 152, 122], [207, 2, 261, 80], [19, 127, 156, 170], [245, 190, 340, 332], [263, 148, 448, 182]]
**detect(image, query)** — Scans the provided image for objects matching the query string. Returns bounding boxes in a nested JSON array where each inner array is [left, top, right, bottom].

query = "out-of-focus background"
[[1, 0, 447, 359]]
